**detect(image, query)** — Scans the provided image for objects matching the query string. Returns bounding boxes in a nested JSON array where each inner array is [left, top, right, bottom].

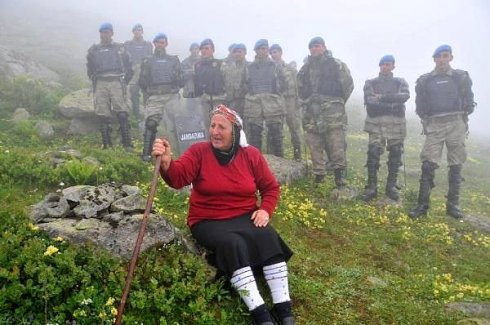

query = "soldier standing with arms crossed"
[[360, 55, 410, 202]]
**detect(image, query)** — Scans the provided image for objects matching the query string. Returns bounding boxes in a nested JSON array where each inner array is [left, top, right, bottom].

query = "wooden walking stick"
[[114, 155, 162, 325]]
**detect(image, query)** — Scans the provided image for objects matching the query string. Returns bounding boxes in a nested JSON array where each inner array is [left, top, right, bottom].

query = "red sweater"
[[161, 142, 280, 227]]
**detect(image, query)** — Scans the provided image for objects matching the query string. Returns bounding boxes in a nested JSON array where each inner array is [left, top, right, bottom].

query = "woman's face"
[[209, 114, 233, 151]]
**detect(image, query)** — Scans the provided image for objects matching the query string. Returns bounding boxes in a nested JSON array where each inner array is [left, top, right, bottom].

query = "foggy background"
[[1, 0, 488, 136]]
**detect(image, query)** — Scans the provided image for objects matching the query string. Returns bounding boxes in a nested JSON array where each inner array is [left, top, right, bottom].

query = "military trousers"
[[364, 115, 406, 151], [94, 78, 129, 118], [305, 127, 346, 176], [420, 114, 467, 166], [285, 96, 302, 149]]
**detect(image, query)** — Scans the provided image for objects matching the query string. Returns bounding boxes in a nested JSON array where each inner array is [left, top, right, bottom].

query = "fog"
[[1, 0, 489, 136]]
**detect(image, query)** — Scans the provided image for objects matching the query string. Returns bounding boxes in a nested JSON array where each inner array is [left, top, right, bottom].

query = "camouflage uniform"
[[124, 38, 153, 119], [181, 52, 201, 98], [409, 67, 475, 219], [86, 40, 133, 150], [361, 72, 410, 201], [279, 61, 302, 160], [222, 58, 248, 118], [194, 57, 227, 112], [297, 50, 353, 186], [139, 48, 183, 160], [244, 56, 286, 157]]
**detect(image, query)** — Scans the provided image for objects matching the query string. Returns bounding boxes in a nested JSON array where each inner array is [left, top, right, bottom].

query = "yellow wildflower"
[[44, 245, 59, 256]]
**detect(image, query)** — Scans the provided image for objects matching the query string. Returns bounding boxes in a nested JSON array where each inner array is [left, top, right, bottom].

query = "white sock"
[[263, 261, 290, 304], [230, 266, 265, 311]]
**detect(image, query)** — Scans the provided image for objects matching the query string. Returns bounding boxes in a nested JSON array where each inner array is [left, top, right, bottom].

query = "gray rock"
[[82, 156, 101, 167], [58, 89, 95, 118], [110, 194, 146, 213], [366, 276, 388, 288], [0, 46, 60, 82], [35, 120, 54, 140], [12, 108, 30, 122], [62, 185, 94, 203], [263, 154, 307, 184], [330, 186, 359, 201], [463, 215, 490, 233], [102, 211, 125, 225], [122, 185, 141, 196], [30, 193, 70, 222], [68, 117, 101, 136], [446, 302, 490, 318], [73, 184, 116, 219]]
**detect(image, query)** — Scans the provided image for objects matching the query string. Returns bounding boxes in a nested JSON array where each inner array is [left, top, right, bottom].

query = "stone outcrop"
[[0, 46, 60, 82], [30, 183, 196, 259]]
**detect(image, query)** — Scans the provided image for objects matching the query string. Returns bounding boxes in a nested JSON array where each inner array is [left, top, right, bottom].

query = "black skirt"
[[191, 213, 293, 278]]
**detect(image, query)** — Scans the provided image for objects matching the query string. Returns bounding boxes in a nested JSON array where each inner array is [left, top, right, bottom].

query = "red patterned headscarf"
[[211, 105, 248, 147]]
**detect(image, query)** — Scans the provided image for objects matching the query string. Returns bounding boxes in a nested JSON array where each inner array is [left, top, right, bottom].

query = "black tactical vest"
[[366, 77, 405, 117], [194, 59, 225, 96], [149, 56, 177, 86], [426, 74, 461, 115], [248, 61, 277, 95], [126, 41, 152, 65], [317, 57, 343, 97], [94, 45, 123, 75]]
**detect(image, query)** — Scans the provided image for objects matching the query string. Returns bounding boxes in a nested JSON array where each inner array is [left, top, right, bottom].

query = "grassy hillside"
[[0, 89, 488, 323]]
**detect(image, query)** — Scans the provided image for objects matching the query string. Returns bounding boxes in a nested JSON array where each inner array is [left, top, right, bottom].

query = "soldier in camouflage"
[[139, 33, 183, 161], [86, 23, 134, 151], [270, 44, 302, 161], [222, 43, 248, 118], [244, 39, 286, 157], [297, 37, 354, 187], [409, 45, 475, 219], [360, 55, 410, 202], [124, 24, 153, 119], [181, 42, 200, 98], [194, 39, 227, 111]]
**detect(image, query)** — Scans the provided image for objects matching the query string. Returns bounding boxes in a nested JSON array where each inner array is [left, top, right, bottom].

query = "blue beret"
[[269, 44, 282, 53], [308, 37, 325, 49], [132, 24, 143, 32], [379, 55, 395, 65], [200, 38, 214, 49], [153, 33, 167, 42], [228, 43, 236, 52], [232, 43, 247, 52], [189, 42, 199, 50], [99, 23, 113, 32], [254, 39, 269, 51], [433, 44, 452, 57]]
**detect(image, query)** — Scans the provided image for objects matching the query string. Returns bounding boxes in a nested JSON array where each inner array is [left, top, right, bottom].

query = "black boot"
[[386, 144, 403, 201], [447, 164, 464, 219], [314, 174, 325, 184], [272, 301, 295, 325], [360, 144, 381, 202], [267, 122, 284, 158], [251, 304, 274, 325], [100, 120, 113, 149], [408, 161, 437, 219], [141, 120, 158, 162], [118, 112, 133, 151], [334, 168, 346, 189]]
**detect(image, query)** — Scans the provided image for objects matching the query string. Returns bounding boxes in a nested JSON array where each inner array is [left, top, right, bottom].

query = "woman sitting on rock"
[[152, 104, 295, 325]]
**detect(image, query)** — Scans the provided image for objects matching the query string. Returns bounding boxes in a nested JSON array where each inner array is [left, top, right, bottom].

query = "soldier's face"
[[379, 62, 395, 75], [270, 49, 282, 62], [433, 51, 453, 70], [154, 39, 168, 49], [191, 47, 200, 56], [133, 29, 143, 39], [233, 49, 246, 61], [99, 30, 113, 43], [200, 45, 214, 59], [209, 114, 233, 151], [309, 44, 326, 57], [255, 46, 269, 59]]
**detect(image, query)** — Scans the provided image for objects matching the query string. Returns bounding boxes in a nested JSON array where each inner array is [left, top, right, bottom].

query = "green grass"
[[1, 107, 489, 324]]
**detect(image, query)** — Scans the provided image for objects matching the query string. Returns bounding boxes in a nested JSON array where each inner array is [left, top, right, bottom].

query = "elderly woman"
[[152, 105, 294, 325]]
